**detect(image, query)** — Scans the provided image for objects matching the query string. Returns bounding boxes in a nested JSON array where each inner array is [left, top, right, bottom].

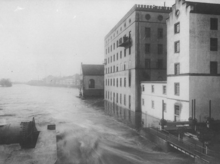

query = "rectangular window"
[[113, 43, 115, 50], [117, 41, 118, 47], [116, 93, 118, 103], [113, 78, 115, 86], [174, 22, 180, 33], [145, 44, 150, 54], [124, 78, 126, 87], [152, 101, 154, 109], [210, 61, 218, 75], [128, 70, 131, 87], [145, 27, 151, 38], [163, 86, 166, 94], [116, 78, 118, 87], [120, 94, 122, 104], [211, 18, 218, 30], [142, 99, 144, 106], [129, 95, 131, 109], [163, 103, 167, 113], [158, 28, 163, 38], [158, 44, 163, 55], [158, 59, 163, 69], [174, 105, 180, 121], [124, 48, 126, 57], [174, 83, 180, 96], [142, 85, 145, 91], [145, 59, 151, 69], [120, 78, 122, 87], [210, 38, 218, 51], [129, 31, 131, 55], [124, 94, 126, 105], [117, 53, 118, 60], [174, 63, 180, 75], [174, 41, 180, 53], [120, 51, 122, 58], [151, 85, 154, 93]]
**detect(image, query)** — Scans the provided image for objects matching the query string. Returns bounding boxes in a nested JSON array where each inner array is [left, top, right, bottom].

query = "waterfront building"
[[104, 4, 171, 126], [141, 0, 220, 128], [80, 64, 104, 98]]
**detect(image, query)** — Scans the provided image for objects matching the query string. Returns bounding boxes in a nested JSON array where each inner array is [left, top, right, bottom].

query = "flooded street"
[[0, 85, 193, 164]]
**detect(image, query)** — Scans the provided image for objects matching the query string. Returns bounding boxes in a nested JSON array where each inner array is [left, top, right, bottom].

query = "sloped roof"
[[81, 64, 104, 76], [186, 1, 220, 15]]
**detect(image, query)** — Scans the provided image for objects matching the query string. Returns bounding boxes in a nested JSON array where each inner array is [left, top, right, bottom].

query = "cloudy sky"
[[0, 0, 219, 82]]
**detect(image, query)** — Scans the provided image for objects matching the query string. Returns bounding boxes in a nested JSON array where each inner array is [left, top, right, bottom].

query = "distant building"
[[141, 0, 220, 128], [80, 64, 104, 98], [104, 4, 171, 126]]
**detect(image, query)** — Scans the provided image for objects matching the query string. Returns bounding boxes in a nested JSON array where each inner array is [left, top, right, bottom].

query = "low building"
[[141, 0, 220, 128], [80, 64, 104, 98]]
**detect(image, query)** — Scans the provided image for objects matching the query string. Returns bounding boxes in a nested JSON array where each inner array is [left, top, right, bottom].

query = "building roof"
[[105, 4, 172, 39], [81, 64, 104, 76], [186, 1, 220, 15]]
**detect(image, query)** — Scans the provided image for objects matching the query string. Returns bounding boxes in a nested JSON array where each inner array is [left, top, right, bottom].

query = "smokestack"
[[164, 2, 166, 7]]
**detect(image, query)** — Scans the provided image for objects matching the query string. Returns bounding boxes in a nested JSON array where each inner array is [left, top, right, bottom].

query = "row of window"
[[174, 18, 218, 36], [106, 91, 131, 107], [174, 38, 218, 53], [174, 62, 218, 75], [106, 76, 131, 87], [145, 44, 163, 55], [142, 85, 167, 94], [142, 83, 179, 96], [145, 59, 164, 69], [106, 20, 132, 45], [106, 32, 131, 55], [106, 48, 130, 65], [145, 27, 164, 39], [105, 61, 131, 74], [142, 99, 181, 121]]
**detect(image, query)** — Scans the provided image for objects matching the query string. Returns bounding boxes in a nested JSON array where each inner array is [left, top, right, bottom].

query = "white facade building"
[[141, 0, 220, 128]]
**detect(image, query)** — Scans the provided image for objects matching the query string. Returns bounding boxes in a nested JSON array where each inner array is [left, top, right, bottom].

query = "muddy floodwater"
[[0, 84, 193, 164]]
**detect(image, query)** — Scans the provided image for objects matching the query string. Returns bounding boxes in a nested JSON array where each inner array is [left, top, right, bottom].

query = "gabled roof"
[[81, 64, 104, 76], [186, 1, 220, 15]]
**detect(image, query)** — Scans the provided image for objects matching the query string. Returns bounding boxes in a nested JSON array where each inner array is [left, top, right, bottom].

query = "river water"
[[0, 84, 193, 164]]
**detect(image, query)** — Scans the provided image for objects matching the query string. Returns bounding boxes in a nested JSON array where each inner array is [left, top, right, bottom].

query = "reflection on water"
[[0, 85, 193, 164]]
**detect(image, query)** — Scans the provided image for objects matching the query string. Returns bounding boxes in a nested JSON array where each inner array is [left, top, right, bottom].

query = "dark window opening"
[[157, 59, 163, 69], [210, 38, 218, 51], [174, 105, 180, 122], [174, 63, 180, 75], [158, 44, 163, 55], [158, 28, 163, 38], [210, 61, 218, 75], [174, 22, 180, 33], [175, 41, 180, 53], [145, 27, 151, 38], [174, 83, 180, 96], [145, 44, 150, 54], [211, 18, 218, 30], [89, 79, 95, 88]]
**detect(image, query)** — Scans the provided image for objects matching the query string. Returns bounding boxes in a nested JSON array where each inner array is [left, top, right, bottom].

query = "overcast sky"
[[0, 0, 219, 82]]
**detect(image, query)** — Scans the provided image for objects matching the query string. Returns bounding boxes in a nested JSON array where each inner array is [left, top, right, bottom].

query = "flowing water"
[[0, 84, 193, 164]]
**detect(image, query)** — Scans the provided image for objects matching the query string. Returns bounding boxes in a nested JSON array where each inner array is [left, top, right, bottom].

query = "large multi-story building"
[[104, 4, 171, 126], [141, 0, 220, 128]]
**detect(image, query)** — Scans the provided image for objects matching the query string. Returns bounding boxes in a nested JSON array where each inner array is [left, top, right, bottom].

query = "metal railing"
[[144, 128, 219, 162]]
